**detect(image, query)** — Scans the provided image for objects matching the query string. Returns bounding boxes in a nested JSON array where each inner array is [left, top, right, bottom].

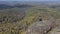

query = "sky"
[[0, 0, 60, 1]]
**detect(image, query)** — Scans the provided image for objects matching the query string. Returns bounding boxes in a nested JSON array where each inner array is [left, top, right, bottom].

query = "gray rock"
[[26, 19, 55, 34]]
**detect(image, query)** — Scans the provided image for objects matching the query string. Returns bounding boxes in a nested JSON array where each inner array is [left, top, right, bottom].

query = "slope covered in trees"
[[0, 4, 60, 34]]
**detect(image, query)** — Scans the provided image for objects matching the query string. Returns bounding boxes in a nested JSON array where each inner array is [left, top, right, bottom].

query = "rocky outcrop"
[[26, 17, 57, 34]]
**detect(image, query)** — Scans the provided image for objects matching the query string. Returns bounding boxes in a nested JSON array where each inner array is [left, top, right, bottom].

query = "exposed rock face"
[[26, 17, 56, 34], [48, 27, 60, 34], [47, 19, 60, 34]]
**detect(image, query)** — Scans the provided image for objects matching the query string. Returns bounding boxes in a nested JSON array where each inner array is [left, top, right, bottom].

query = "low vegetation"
[[0, 4, 60, 34]]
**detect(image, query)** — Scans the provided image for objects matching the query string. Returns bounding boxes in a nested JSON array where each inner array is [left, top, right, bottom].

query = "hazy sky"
[[0, 0, 59, 1]]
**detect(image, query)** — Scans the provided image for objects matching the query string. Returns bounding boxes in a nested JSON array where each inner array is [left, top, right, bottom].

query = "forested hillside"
[[0, 1, 60, 34]]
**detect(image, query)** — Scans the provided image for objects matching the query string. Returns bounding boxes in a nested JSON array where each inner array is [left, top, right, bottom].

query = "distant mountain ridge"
[[0, 1, 60, 9], [0, 4, 32, 9]]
